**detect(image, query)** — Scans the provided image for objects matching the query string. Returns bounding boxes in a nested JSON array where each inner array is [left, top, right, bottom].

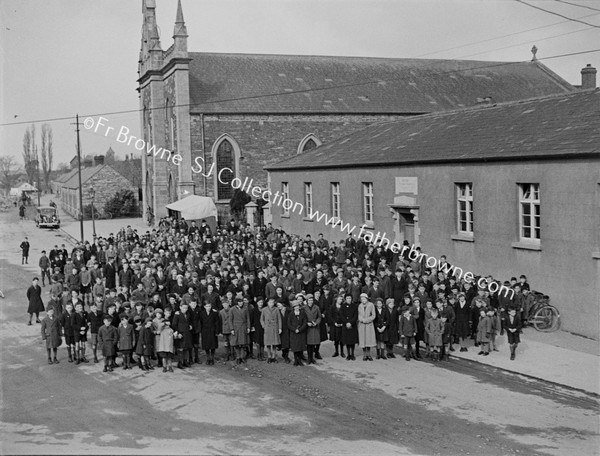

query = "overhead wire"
[[515, 0, 600, 27]]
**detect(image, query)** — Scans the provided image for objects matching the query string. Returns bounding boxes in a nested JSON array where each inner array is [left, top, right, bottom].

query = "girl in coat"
[[230, 298, 251, 364], [98, 316, 118, 372], [304, 295, 322, 364], [41, 307, 61, 364], [287, 300, 308, 366], [357, 294, 376, 361], [219, 300, 234, 361], [136, 318, 155, 370], [373, 298, 389, 359], [327, 295, 345, 358], [476, 308, 492, 356], [425, 308, 444, 361], [340, 294, 358, 360], [117, 314, 134, 369], [27, 277, 44, 325], [157, 318, 175, 372], [260, 298, 282, 363], [385, 298, 399, 359], [199, 301, 221, 365]]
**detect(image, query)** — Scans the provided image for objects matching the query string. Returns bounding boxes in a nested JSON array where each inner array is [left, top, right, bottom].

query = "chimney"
[[94, 155, 105, 166], [581, 64, 597, 90]]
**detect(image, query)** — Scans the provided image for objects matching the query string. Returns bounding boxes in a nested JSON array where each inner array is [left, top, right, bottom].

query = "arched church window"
[[298, 134, 322, 154], [216, 139, 235, 200]]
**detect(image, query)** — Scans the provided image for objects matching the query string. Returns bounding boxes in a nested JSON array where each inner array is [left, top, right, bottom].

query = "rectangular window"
[[331, 182, 340, 218], [282, 182, 289, 216], [519, 183, 540, 242], [456, 183, 474, 235], [363, 182, 373, 223], [304, 183, 313, 217]]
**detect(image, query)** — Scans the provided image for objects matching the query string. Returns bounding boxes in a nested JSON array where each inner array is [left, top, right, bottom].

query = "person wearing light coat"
[[304, 295, 322, 364], [260, 298, 282, 363], [357, 293, 376, 361]]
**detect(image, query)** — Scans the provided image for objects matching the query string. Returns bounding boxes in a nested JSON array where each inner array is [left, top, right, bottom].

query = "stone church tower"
[[138, 0, 194, 221]]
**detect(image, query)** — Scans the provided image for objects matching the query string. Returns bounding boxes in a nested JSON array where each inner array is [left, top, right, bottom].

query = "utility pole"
[[74, 114, 84, 243]]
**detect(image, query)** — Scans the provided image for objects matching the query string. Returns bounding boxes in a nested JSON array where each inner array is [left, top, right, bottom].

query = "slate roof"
[[54, 168, 78, 184], [61, 165, 119, 189], [187, 53, 573, 114], [266, 89, 600, 171]]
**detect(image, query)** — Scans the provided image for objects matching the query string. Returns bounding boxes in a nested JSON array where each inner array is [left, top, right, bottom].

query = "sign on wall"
[[395, 177, 418, 194]]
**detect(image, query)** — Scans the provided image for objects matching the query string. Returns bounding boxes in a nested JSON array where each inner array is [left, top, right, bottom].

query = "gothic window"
[[298, 134, 322, 154], [216, 139, 235, 200]]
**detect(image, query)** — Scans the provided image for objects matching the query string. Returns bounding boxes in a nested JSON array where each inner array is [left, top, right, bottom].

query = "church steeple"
[[173, 0, 188, 57], [140, 0, 163, 74]]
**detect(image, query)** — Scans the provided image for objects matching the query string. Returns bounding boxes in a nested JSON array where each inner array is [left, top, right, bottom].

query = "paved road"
[[1, 209, 598, 455]]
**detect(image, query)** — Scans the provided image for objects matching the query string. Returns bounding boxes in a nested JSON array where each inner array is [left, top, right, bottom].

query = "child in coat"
[[135, 318, 154, 371], [488, 307, 501, 352], [425, 308, 444, 361], [219, 300, 234, 361], [98, 316, 118, 372], [117, 314, 135, 369], [41, 307, 62, 364], [157, 319, 175, 372], [476, 308, 492, 356]]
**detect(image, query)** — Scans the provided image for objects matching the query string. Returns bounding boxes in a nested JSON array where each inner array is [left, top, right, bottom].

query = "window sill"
[[361, 222, 375, 230], [302, 218, 314, 222], [280, 214, 290, 219], [592, 251, 600, 260], [511, 241, 541, 251], [451, 234, 474, 243]]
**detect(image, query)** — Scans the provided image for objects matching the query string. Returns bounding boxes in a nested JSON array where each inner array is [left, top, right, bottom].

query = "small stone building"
[[54, 164, 139, 218]]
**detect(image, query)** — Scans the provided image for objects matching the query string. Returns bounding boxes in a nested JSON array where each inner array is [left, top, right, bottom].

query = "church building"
[[138, 0, 575, 222]]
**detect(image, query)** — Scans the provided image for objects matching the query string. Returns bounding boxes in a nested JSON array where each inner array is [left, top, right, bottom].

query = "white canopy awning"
[[165, 195, 218, 221]]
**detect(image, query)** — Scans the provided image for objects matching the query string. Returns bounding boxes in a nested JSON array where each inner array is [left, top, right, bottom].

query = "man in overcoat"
[[287, 300, 308, 366]]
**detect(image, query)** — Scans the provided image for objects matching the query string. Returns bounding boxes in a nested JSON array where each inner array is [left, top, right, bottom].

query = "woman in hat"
[[260, 297, 282, 363], [340, 294, 358, 360], [357, 293, 376, 361], [327, 294, 345, 358], [287, 299, 308, 366]]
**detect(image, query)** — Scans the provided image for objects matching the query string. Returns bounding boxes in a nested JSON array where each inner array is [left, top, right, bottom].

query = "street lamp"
[[89, 187, 96, 238]]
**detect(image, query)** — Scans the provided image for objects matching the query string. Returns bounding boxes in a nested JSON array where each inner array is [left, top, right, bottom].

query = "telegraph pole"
[[74, 114, 84, 243]]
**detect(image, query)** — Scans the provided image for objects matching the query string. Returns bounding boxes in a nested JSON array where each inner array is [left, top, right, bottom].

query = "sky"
[[1, 0, 599, 168]]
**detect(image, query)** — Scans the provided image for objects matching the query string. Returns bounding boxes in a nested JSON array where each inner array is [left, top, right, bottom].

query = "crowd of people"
[[27, 216, 530, 373]]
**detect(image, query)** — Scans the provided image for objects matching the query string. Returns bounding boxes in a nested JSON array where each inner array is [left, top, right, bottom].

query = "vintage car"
[[35, 206, 60, 229]]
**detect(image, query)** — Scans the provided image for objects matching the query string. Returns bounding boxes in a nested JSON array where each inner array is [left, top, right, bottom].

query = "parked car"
[[35, 206, 60, 229]]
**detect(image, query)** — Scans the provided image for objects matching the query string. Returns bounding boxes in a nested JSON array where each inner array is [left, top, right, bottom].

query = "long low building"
[[266, 88, 600, 339]]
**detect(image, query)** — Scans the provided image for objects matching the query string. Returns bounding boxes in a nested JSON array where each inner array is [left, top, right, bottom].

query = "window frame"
[[281, 182, 290, 217], [456, 182, 474, 236], [304, 182, 313, 218], [362, 182, 374, 224], [519, 183, 541, 243], [331, 182, 341, 219]]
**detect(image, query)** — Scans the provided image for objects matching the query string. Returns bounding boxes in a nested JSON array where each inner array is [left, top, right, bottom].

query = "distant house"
[[53, 158, 139, 218]]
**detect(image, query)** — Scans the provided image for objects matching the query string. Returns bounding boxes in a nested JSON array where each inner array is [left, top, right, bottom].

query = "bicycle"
[[526, 291, 560, 332]]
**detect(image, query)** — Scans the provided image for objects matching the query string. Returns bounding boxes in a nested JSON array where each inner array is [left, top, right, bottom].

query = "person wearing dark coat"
[[61, 303, 76, 362], [304, 295, 322, 364], [41, 307, 62, 364], [199, 302, 221, 365], [411, 297, 425, 359], [188, 301, 202, 364], [117, 314, 135, 369], [399, 306, 417, 361], [277, 302, 291, 363], [98, 316, 118, 372], [20, 237, 30, 264], [172, 302, 193, 368], [327, 295, 345, 357], [287, 300, 308, 366], [453, 293, 472, 352], [374, 298, 390, 359], [502, 308, 523, 360], [27, 277, 44, 325], [385, 299, 400, 358], [135, 318, 155, 371], [340, 294, 358, 360]]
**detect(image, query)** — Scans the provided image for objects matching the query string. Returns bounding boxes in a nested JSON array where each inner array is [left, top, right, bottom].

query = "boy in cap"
[[399, 306, 416, 361], [98, 315, 118, 372]]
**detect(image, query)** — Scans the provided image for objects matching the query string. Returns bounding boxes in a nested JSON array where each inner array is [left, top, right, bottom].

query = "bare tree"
[[40, 124, 53, 191], [0, 155, 20, 193], [22, 124, 37, 185]]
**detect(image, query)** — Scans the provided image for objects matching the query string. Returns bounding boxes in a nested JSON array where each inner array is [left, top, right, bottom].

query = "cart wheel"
[[532, 305, 560, 332]]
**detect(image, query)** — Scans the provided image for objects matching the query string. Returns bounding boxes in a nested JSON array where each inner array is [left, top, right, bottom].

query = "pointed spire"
[[173, 0, 188, 38]]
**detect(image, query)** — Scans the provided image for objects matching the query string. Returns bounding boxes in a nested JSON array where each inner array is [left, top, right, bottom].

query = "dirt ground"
[[1, 208, 598, 455]]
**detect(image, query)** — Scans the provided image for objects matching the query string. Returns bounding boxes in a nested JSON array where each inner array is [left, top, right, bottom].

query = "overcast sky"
[[1, 0, 598, 167]]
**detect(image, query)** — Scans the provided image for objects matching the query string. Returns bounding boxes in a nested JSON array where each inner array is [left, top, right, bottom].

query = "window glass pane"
[[523, 227, 531, 238], [216, 140, 234, 200], [522, 204, 530, 215], [535, 228, 541, 239]]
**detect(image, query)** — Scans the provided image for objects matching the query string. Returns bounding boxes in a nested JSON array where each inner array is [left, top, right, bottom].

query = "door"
[[398, 210, 415, 245]]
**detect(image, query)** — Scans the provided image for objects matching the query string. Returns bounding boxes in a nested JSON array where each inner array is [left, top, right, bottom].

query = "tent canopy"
[[165, 195, 218, 221], [10, 182, 38, 196]]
